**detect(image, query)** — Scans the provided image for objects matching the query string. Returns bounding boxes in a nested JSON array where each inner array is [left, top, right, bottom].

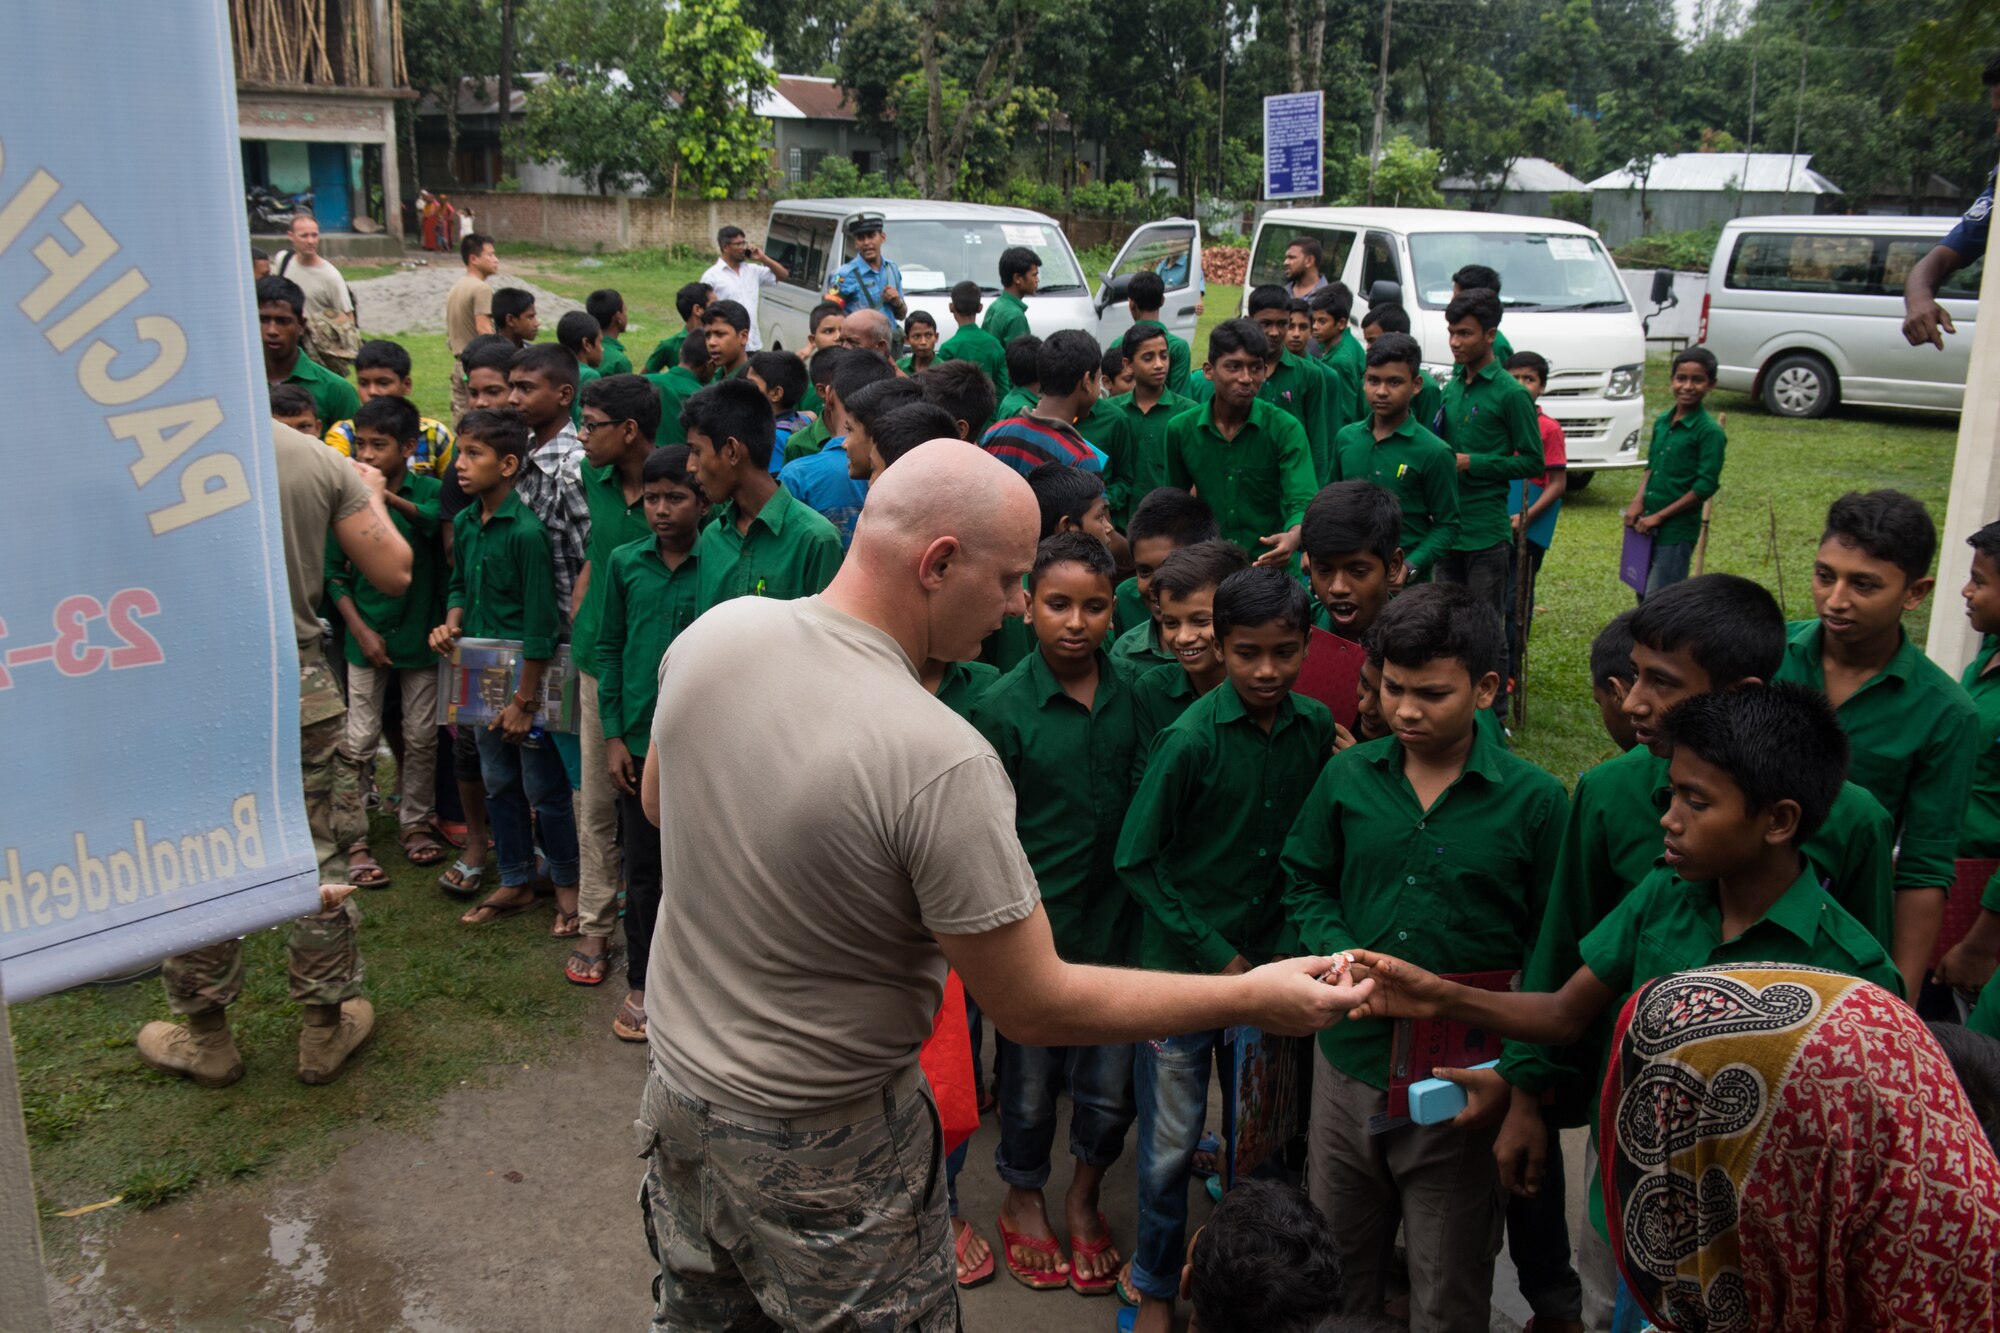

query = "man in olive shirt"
[[1436, 288, 1544, 619], [986, 245, 1040, 348], [630, 443, 1375, 1330], [445, 233, 500, 418]]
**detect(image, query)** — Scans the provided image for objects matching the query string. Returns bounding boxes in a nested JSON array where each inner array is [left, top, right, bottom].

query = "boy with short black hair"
[[597, 444, 705, 1042], [745, 349, 813, 464], [971, 530, 1139, 1295], [702, 299, 753, 379], [491, 287, 539, 346], [918, 359, 997, 442], [987, 246, 1040, 347], [1504, 350, 1568, 708], [1330, 333, 1459, 586], [1114, 486, 1220, 647], [1357, 304, 1443, 429], [329, 395, 446, 884], [428, 408, 579, 933], [1310, 281, 1362, 418], [806, 299, 846, 355], [260, 275, 360, 427], [899, 309, 940, 374], [270, 383, 321, 437], [686, 378, 843, 610], [1108, 322, 1197, 514], [1285, 297, 1313, 358], [840, 377, 926, 483], [1451, 264, 1511, 362], [1938, 520, 2000, 1001], [778, 353, 890, 544], [995, 335, 1043, 421], [585, 289, 632, 375], [507, 344, 589, 644], [325, 340, 457, 475], [1027, 462, 1115, 546], [1124, 271, 1192, 395], [558, 310, 604, 428], [1437, 288, 1544, 619], [782, 346, 850, 463], [1774, 489, 1978, 995], [934, 280, 1010, 394], [1300, 479, 1403, 642], [1588, 610, 1640, 753], [1623, 347, 1724, 595], [1183, 1180, 1348, 1333], [1100, 345, 1135, 397], [645, 332, 710, 448], [980, 330, 1110, 478], [1130, 539, 1253, 769], [872, 402, 963, 471], [1282, 580, 1568, 1333], [1167, 319, 1317, 570], [1115, 564, 1334, 1333], [1246, 285, 1338, 484], [643, 280, 713, 374]]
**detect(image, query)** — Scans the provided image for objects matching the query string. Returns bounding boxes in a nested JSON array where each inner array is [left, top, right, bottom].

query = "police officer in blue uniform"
[[1904, 54, 1999, 349], [828, 213, 907, 321]]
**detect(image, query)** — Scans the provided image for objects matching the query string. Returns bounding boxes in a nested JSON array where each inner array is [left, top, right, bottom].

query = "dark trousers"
[[1502, 542, 1548, 713], [1505, 1123, 1581, 1321], [618, 790, 661, 991], [1436, 542, 1511, 623]]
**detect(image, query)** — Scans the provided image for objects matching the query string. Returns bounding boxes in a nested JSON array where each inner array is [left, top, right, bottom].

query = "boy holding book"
[[1622, 347, 1724, 596]]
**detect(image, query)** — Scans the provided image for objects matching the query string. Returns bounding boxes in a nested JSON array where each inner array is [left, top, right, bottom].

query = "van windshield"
[[877, 219, 1085, 295], [1407, 231, 1630, 313]]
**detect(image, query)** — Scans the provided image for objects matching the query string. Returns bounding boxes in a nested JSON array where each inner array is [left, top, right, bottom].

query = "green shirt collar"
[[1452, 357, 1503, 388], [1786, 619, 1919, 689], [1690, 861, 1829, 950], [1209, 677, 1299, 732], [1025, 646, 1118, 710], [1195, 394, 1272, 438], [722, 483, 800, 538], [1363, 721, 1509, 786], [483, 487, 532, 528]]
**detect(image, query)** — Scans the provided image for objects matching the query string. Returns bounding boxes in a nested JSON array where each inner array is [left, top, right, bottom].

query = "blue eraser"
[[1408, 1059, 1500, 1125]]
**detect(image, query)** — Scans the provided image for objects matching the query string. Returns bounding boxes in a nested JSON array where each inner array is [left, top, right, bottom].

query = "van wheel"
[[1566, 470, 1594, 492], [1761, 353, 1835, 419]]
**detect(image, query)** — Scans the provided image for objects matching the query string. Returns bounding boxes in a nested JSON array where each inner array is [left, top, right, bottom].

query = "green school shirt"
[[1113, 575, 1149, 637], [326, 471, 443, 669], [599, 336, 634, 377], [1164, 397, 1318, 558], [1116, 685, 1334, 975], [782, 413, 831, 463], [1107, 388, 1197, 512], [1438, 359, 1543, 551], [1134, 319, 1193, 396], [1775, 620, 1979, 893], [572, 364, 600, 428], [800, 381, 823, 414], [1259, 349, 1339, 485], [447, 489, 558, 659], [642, 328, 688, 375], [1491, 328, 1514, 364], [1310, 344, 1357, 434], [1130, 661, 1202, 782], [1110, 617, 1175, 671], [983, 291, 1032, 351], [1076, 396, 1139, 526], [1330, 416, 1462, 577], [277, 350, 361, 429], [570, 461, 654, 676], [1351, 367, 1444, 433], [647, 366, 704, 447], [994, 386, 1040, 422], [693, 484, 844, 612], [1323, 331, 1364, 412], [1496, 742, 1897, 1114], [935, 659, 999, 719], [972, 650, 1142, 965], [1283, 730, 1567, 1085], [596, 537, 700, 754], [1640, 405, 1727, 546], [934, 323, 1011, 392], [1959, 639, 2000, 911]]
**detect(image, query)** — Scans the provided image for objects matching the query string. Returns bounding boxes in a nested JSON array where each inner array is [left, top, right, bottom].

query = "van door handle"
[[1174, 306, 1197, 317]]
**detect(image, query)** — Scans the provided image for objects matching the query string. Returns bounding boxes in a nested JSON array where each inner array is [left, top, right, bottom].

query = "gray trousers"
[[1308, 1046, 1506, 1333]]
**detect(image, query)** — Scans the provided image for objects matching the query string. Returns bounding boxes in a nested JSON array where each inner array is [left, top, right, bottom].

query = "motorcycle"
[[247, 184, 313, 231]]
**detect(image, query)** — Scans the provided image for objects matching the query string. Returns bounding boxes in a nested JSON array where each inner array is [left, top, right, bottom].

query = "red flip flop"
[[1068, 1211, 1121, 1296], [954, 1219, 996, 1289], [994, 1216, 1069, 1290]]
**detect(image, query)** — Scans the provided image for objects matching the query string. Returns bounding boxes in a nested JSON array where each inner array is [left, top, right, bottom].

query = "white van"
[[1246, 208, 1648, 484], [1701, 215, 1978, 418], [758, 198, 1202, 360]]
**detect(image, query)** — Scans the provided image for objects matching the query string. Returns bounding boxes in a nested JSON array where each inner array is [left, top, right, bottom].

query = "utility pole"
[[1785, 28, 1808, 196], [1217, 4, 1228, 200], [1737, 45, 1757, 219], [496, 0, 517, 173], [1368, 0, 1392, 205]]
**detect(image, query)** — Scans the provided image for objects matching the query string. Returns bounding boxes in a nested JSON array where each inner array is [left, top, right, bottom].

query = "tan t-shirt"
[[275, 421, 371, 650], [646, 595, 1040, 1114], [445, 273, 494, 356], [276, 252, 352, 320]]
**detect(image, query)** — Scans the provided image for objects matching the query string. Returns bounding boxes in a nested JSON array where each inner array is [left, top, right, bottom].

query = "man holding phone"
[[702, 224, 790, 353]]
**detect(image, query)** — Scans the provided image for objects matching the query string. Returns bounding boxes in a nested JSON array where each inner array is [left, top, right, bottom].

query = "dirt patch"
[[351, 263, 584, 336]]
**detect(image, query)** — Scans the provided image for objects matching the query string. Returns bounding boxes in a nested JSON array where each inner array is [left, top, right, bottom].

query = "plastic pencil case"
[[1408, 1059, 1499, 1125]]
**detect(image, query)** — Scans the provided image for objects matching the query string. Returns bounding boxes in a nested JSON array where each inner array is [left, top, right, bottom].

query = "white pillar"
[[1926, 250, 2000, 674]]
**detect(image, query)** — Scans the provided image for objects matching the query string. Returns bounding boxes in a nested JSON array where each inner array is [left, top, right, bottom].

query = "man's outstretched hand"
[[1343, 950, 1452, 1021], [1239, 956, 1376, 1036]]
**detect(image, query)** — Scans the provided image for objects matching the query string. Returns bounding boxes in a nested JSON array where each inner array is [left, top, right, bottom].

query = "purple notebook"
[[1620, 527, 1653, 595]]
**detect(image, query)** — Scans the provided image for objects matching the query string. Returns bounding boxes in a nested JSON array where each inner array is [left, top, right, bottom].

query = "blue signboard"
[[1264, 91, 1325, 201], [0, 3, 321, 999]]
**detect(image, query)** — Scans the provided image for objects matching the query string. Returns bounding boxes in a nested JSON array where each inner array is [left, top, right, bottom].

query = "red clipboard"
[[1381, 969, 1517, 1126], [1293, 627, 1366, 730], [919, 971, 979, 1153], [1930, 858, 2000, 968]]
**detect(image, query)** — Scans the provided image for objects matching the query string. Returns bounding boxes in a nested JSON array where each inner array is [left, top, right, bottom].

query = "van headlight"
[[1606, 363, 1644, 399]]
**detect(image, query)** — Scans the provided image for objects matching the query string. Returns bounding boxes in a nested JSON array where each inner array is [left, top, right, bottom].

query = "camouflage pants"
[[635, 1062, 958, 1333], [160, 649, 365, 1015]]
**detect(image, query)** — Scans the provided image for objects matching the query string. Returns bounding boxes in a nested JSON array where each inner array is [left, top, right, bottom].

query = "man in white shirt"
[[274, 214, 358, 375], [700, 225, 789, 353]]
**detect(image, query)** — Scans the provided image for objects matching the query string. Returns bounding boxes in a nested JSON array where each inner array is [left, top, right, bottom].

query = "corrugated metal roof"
[[1440, 157, 1591, 193], [756, 75, 856, 122], [1587, 152, 1840, 195]]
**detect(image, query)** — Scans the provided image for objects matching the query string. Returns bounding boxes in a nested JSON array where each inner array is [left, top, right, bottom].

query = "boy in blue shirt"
[[776, 352, 893, 546], [744, 350, 813, 471]]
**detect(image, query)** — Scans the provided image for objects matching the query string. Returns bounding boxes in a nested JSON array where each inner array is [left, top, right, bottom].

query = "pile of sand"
[[350, 263, 583, 335]]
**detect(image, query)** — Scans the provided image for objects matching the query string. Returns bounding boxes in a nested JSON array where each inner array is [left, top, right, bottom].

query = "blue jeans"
[[473, 728, 579, 888], [993, 1037, 1135, 1190], [1131, 1030, 1221, 1300], [1643, 540, 1693, 596]]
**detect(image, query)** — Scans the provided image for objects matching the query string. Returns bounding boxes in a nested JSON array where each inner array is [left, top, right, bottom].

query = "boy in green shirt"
[[1114, 567, 1334, 1333], [1452, 265, 1512, 362], [597, 445, 704, 1044], [1622, 347, 1725, 595], [1130, 539, 1250, 775], [641, 281, 711, 374], [1248, 286, 1339, 485], [557, 311, 604, 430], [1165, 320, 1316, 568], [1113, 487, 1217, 639], [933, 281, 1011, 392], [701, 300, 752, 380], [586, 289, 633, 376], [1331, 333, 1461, 580], [993, 335, 1042, 421], [429, 408, 579, 933], [1301, 479, 1402, 647], [566, 375, 662, 987], [1107, 322, 1197, 516], [645, 334, 710, 448], [684, 378, 843, 611], [985, 245, 1040, 348], [1281, 581, 1567, 1333], [897, 310, 939, 374], [1775, 489, 1979, 997], [260, 275, 360, 427], [1124, 272, 1192, 396], [1436, 288, 1544, 621], [1936, 520, 2000, 1000], [971, 532, 1139, 1295], [1076, 352, 1139, 526], [1310, 282, 1363, 422], [915, 359, 998, 444], [1358, 304, 1443, 431], [330, 397, 446, 885]]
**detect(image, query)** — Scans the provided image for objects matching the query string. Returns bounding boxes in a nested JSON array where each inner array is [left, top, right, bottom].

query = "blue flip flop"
[[1193, 1130, 1220, 1179]]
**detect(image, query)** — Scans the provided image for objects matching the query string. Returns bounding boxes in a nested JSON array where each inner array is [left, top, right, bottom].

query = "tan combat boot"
[[136, 1010, 244, 1088], [297, 998, 375, 1085]]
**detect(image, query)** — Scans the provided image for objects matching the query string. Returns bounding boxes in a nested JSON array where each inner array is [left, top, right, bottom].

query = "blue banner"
[[1264, 91, 1325, 201], [0, 3, 320, 1000]]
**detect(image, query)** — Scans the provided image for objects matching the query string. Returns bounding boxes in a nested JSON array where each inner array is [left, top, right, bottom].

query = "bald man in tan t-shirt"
[[633, 440, 1376, 1330]]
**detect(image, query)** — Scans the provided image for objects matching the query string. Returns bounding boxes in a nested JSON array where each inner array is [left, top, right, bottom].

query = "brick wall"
[[446, 192, 767, 251]]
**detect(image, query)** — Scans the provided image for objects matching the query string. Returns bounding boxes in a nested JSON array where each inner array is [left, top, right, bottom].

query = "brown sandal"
[[612, 996, 647, 1042], [400, 826, 449, 867], [459, 886, 537, 925], [347, 843, 390, 888]]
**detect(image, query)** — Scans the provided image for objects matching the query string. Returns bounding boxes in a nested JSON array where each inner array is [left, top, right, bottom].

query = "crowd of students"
[[242, 225, 2000, 1332]]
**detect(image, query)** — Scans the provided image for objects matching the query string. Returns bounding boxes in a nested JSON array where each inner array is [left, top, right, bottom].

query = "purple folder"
[[1620, 527, 1653, 595]]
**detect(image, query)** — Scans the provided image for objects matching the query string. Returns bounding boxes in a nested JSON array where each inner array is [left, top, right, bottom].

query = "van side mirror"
[[1096, 271, 1133, 317], [1650, 269, 1676, 305], [1367, 280, 1402, 307]]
